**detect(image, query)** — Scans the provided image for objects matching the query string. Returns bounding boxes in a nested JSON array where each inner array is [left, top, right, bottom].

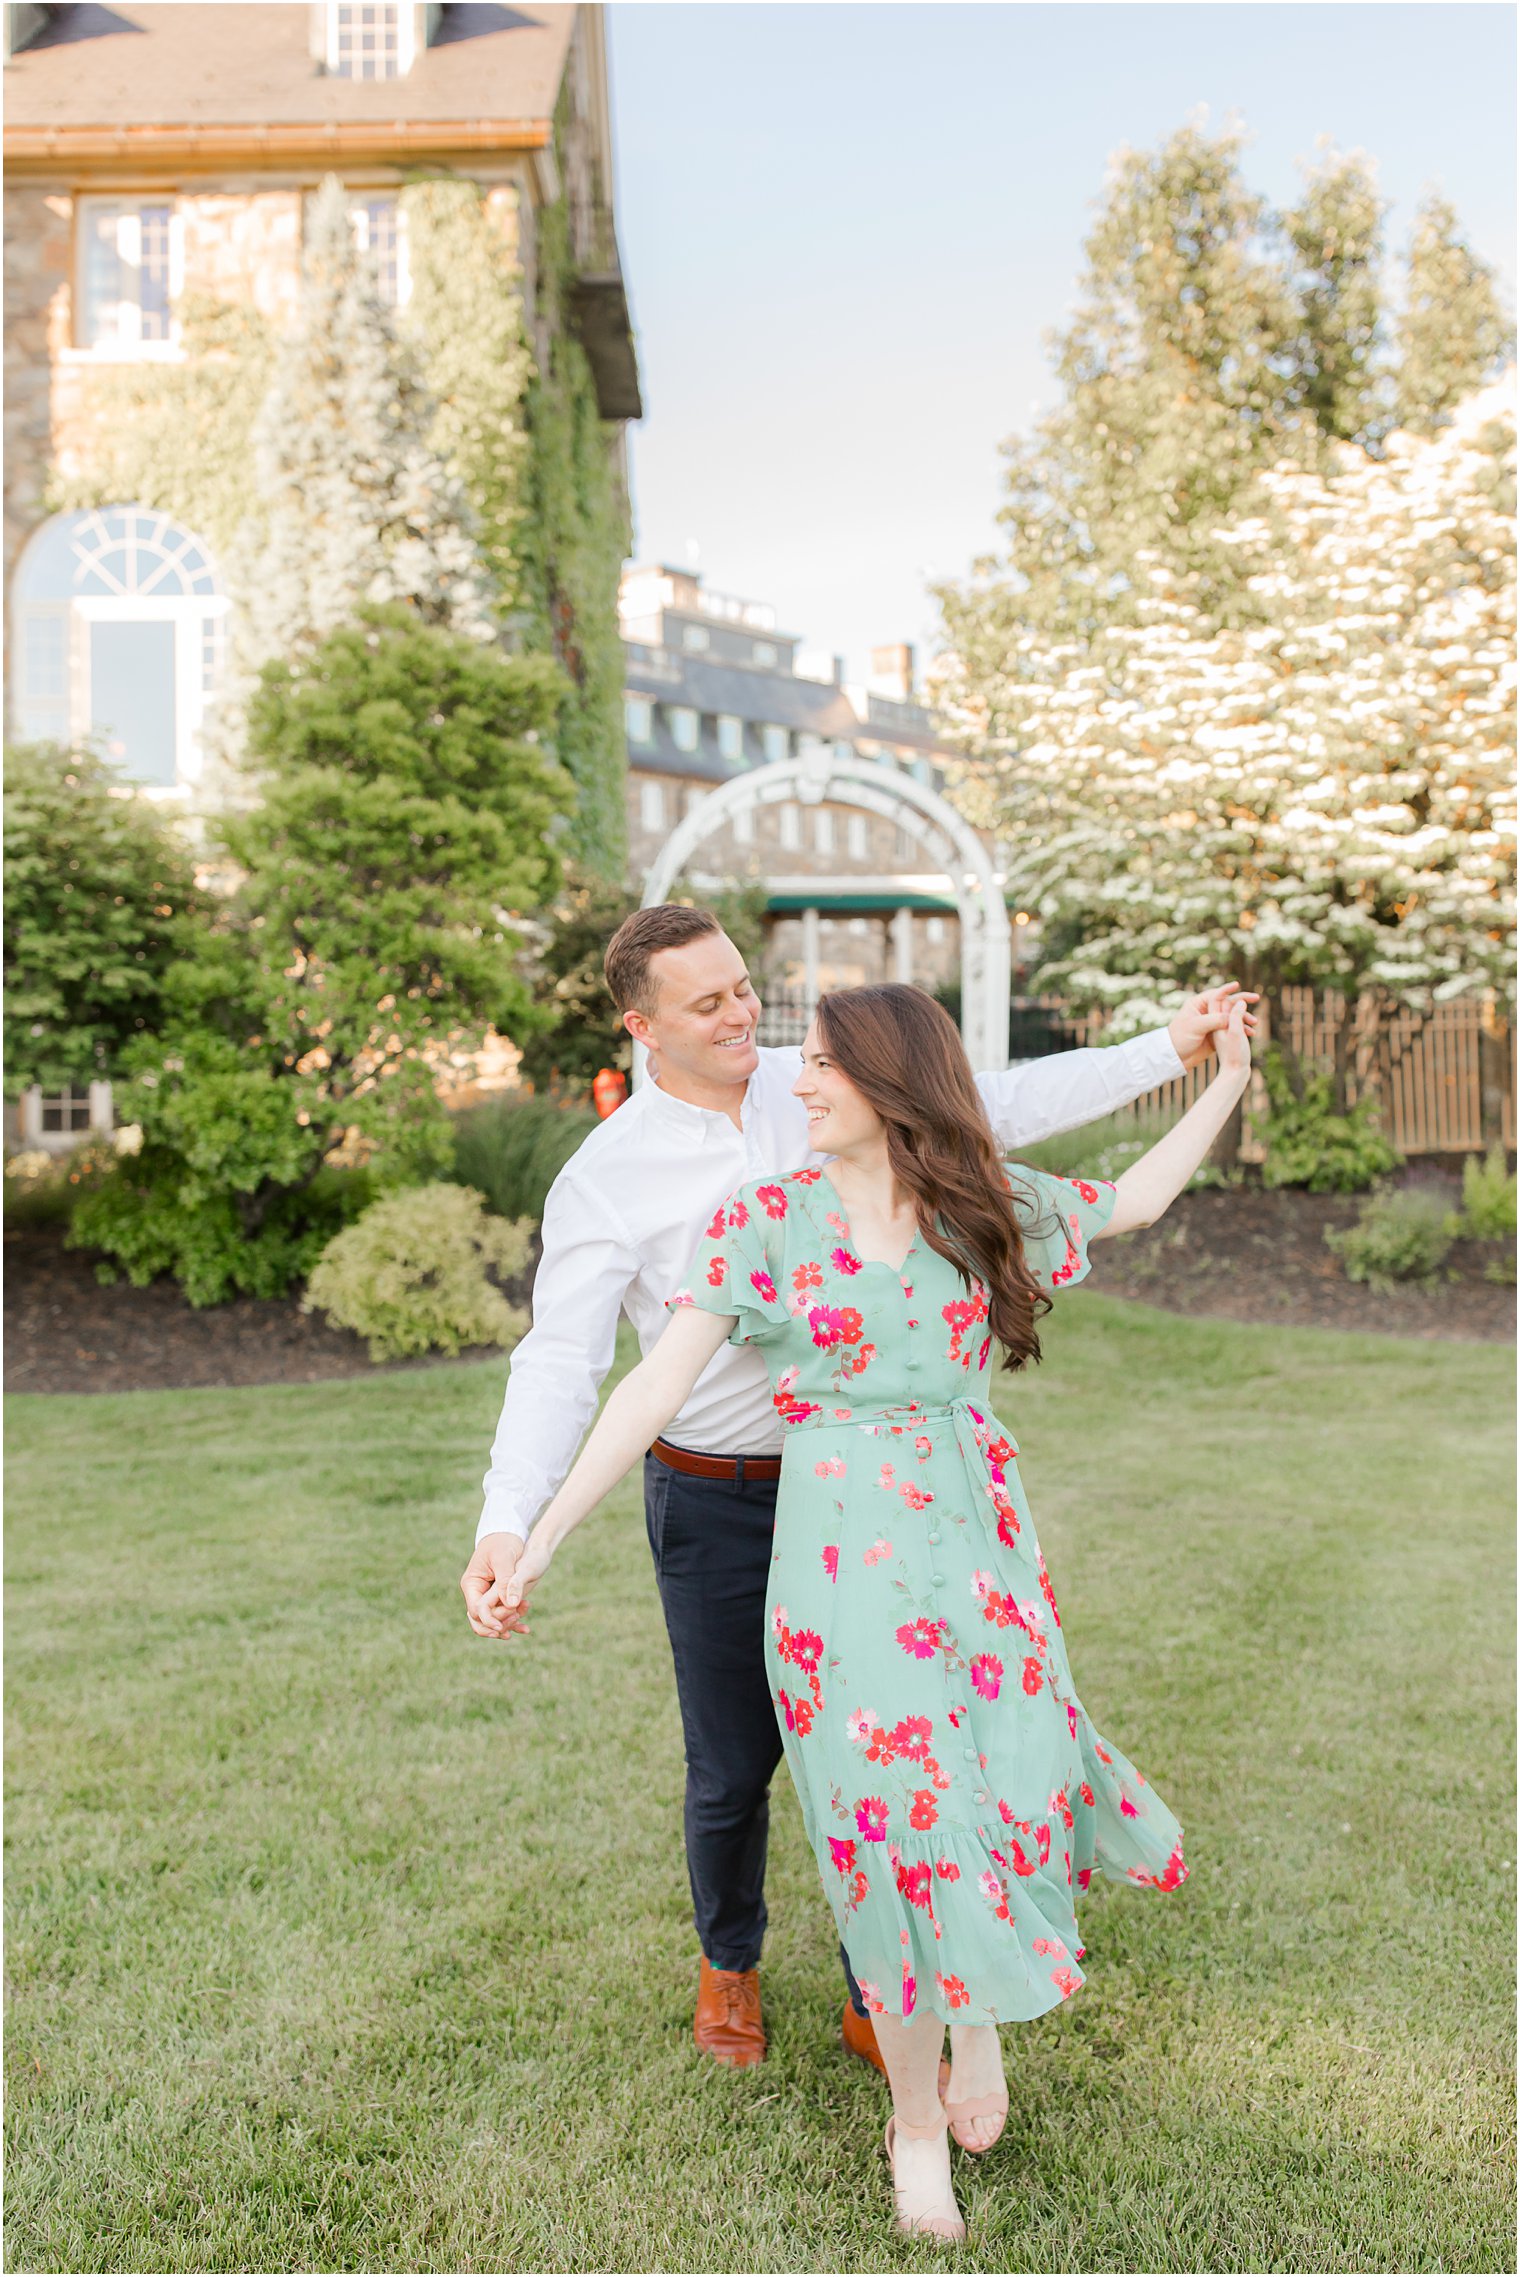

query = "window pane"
[[670, 707, 699, 753], [717, 714, 742, 761], [82, 203, 123, 349], [138, 204, 172, 340], [357, 197, 401, 304], [335, 2, 399, 78], [23, 613, 68, 700]]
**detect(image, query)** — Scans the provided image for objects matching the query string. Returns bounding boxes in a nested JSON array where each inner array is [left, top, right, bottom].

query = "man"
[[462, 906, 1252, 2071]]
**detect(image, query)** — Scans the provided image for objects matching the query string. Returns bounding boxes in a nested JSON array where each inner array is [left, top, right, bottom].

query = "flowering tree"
[[938, 384, 1516, 1088]]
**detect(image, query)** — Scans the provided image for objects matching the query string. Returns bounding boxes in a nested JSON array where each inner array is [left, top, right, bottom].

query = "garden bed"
[[5, 1177, 1510, 1396]]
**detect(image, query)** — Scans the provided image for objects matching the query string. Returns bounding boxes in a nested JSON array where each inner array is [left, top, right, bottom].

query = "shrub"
[[1325, 1187, 1458, 1291], [1259, 1054, 1401, 1193], [303, 1184, 531, 1362], [1458, 1146, 1517, 1239], [1016, 1112, 1215, 1189], [71, 1154, 375, 1307], [3, 1139, 119, 1231], [448, 1092, 596, 1223]]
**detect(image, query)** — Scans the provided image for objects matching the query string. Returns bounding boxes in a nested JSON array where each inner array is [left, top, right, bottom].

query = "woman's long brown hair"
[[814, 984, 1049, 1368]]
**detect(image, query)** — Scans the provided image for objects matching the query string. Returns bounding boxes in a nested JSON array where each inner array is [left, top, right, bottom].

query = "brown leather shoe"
[[694, 1956, 766, 2067], [842, 2000, 952, 2096]]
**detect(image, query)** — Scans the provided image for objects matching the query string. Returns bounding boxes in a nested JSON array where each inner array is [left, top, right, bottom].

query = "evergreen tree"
[[1283, 144, 1388, 447], [233, 176, 496, 680], [1395, 193, 1514, 436]]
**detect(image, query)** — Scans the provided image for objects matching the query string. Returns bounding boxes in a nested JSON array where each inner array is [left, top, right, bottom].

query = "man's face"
[[626, 931, 763, 1088]]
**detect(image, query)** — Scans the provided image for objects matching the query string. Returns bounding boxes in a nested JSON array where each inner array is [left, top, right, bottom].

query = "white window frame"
[[350, 193, 411, 308], [669, 706, 700, 754], [761, 723, 788, 765], [846, 813, 868, 860], [72, 196, 185, 359], [716, 713, 743, 763], [327, 2, 415, 79], [814, 809, 835, 855], [779, 803, 801, 851], [625, 695, 654, 747], [638, 780, 666, 832]]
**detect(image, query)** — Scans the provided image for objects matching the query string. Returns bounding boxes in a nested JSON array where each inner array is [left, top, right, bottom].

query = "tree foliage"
[[1395, 194, 1515, 438], [72, 609, 572, 1300], [3, 743, 198, 1096]]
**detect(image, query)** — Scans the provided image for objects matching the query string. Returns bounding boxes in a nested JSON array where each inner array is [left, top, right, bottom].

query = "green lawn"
[[6, 1298, 1514, 2274]]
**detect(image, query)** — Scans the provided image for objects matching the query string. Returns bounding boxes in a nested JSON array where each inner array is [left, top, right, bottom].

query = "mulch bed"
[[5, 1176, 1512, 1395]]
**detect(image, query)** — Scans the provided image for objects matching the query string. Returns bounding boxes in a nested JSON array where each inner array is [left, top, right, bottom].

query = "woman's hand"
[[1212, 995, 1253, 1086], [485, 1526, 557, 1634]]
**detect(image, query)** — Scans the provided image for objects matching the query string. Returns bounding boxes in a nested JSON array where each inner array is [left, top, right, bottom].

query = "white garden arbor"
[[639, 737, 1011, 1076]]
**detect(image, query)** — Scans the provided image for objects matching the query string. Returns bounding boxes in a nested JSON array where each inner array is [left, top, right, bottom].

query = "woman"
[[488, 984, 1252, 2241]]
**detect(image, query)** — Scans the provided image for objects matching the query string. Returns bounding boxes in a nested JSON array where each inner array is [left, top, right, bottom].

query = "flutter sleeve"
[[1008, 1167, 1117, 1293], [667, 1184, 791, 1347]]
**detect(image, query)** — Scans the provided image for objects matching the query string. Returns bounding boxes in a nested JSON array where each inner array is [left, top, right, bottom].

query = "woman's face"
[[793, 1022, 884, 1155]]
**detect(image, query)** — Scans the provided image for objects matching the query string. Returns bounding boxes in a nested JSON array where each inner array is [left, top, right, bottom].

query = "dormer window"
[[328, 4, 411, 80]]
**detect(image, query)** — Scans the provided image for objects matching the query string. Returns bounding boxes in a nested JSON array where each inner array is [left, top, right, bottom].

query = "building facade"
[[619, 563, 1006, 1008], [4, 0, 637, 790]]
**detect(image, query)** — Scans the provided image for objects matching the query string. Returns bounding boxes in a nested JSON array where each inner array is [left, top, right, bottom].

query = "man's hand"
[[1168, 982, 1261, 1072], [461, 1531, 528, 1640]]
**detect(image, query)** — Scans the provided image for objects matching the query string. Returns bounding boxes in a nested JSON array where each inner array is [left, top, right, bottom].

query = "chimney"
[[868, 643, 916, 701]]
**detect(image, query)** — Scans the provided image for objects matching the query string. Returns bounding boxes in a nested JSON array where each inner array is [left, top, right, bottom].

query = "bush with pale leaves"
[[304, 1185, 530, 1363]]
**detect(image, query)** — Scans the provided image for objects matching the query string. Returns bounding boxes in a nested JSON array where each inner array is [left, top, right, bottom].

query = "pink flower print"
[[705, 1206, 727, 1239], [1021, 1656, 1044, 1696], [936, 1971, 970, 2010], [832, 1407, 851, 1420], [970, 1652, 1003, 1701], [822, 1545, 839, 1581], [669, 1290, 694, 1310], [826, 1210, 849, 1235], [909, 1789, 939, 1831], [856, 1977, 885, 2015], [855, 1795, 889, 1842], [790, 1628, 823, 1674], [1035, 1824, 1051, 1865], [1032, 1937, 1068, 1959], [706, 1256, 727, 1288], [1067, 1704, 1080, 1739], [947, 1704, 965, 1729], [726, 1198, 750, 1228], [935, 1857, 961, 1881], [875, 1462, 897, 1490], [914, 1434, 933, 1460], [1119, 1794, 1139, 1819], [1037, 1551, 1062, 1627], [899, 1482, 934, 1511], [1076, 1866, 1093, 1892], [813, 1456, 845, 1479], [808, 1305, 847, 1348], [846, 1705, 878, 1745], [770, 1604, 788, 1639], [863, 1538, 893, 1566], [792, 1260, 823, 1293], [901, 1961, 917, 2018], [970, 1568, 995, 1603], [1150, 1843, 1188, 1892], [1050, 1966, 1082, 2000], [896, 1617, 947, 1661], [776, 1686, 796, 1732], [977, 1336, 993, 1370], [977, 1869, 1010, 1921], [828, 1836, 858, 1875], [750, 1268, 778, 1304], [830, 1246, 863, 1276], [1050, 1784, 1075, 1830], [755, 1183, 788, 1219]]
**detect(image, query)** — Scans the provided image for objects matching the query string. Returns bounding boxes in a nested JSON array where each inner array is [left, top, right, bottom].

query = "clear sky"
[[606, 0, 1516, 680]]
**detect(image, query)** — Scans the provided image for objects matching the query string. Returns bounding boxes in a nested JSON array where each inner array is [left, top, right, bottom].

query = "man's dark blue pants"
[[643, 1451, 866, 2012]]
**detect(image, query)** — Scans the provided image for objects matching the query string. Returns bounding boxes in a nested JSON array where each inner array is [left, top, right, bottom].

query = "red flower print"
[[790, 1165, 824, 1186], [727, 1199, 750, 1228], [1050, 1967, 1083, 2001], [755, 1183, 788, 1219], [977, 1335, 993, 1370], [914, 1434, 932, 1459], [970, 1652, 1003, 1701], [776, 1687, 795, 1732], [1022, 1656, 1044, 1696], [789, 1628, 823, 1674], [1094, 1741, 1112, 1764], [705, 1206, 727, 1239], [895, 1858, 934, 1912], [1037, 1551, 1062, 1626], [909, 1789, 939, 1831], [986, 1434, 1015, 1468], [1051, 1783, 1075, 1830], [1006, 1837, 1036, 1878], [1076, 1866, 1093, 1891], [1031, 1937, 1068, 1959], [855, 1796, 889, 1842], [889, 1714, 932, 1760], [896, 1617, 948, 1661], [792, 1260, 823, 1292], [706, 1256, 727, 1288], [837, 1307, 865, 1345], [822, 1545, 839, 1581], [856, 1976, 884, 2014], [1149, 1843, 1187, 1892], [808, 1305, 847, 1348], [750, 1268, 779, 1303], [936, 1972, 970, 2010], [828, 1836, 857, 1875], [1075, 1179, 1100, 1203], [830, 1246, 862, 1276], [1035, 1824, 1051, 1864], [934, 1858, 961, 1881], [792, 1699, 814, 1738], [1079, 1781, 1095, 1807], [864, 1724, 896, 1765], [842, 1342, 877, 1376]]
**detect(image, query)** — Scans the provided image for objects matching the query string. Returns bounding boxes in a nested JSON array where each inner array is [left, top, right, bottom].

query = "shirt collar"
[[642, 1073, 748, 1145]]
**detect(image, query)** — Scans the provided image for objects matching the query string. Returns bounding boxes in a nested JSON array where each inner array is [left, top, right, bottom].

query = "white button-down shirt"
[[477, 1031, 1184, 1544]]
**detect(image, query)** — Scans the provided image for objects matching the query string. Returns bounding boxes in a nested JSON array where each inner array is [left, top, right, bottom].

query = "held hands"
[[1168, 982, 1261, 1072], [460, 1529, 554, 1642], [1212, 993, 1254, 1084]]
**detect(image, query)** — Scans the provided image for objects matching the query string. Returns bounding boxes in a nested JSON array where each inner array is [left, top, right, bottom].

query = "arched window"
[[10, 505, 228, 790]]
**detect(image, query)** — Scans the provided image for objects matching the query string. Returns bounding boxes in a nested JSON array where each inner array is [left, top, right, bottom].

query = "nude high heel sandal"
[[883, 2110, 966, 2243], [946, 2086, 1009, 2154]]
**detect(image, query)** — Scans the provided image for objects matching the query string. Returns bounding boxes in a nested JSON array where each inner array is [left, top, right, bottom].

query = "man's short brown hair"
[[604, 903, 723, 1018]]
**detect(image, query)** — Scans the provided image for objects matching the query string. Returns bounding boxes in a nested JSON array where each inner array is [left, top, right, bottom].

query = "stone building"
[[4, 0, 638, 1146], [4, 0, 637, 782], [619, 563, 1012, 1011]]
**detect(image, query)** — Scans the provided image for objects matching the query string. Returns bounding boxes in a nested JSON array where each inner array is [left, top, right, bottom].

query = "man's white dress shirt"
[[477, 1032, 1185, 1546]]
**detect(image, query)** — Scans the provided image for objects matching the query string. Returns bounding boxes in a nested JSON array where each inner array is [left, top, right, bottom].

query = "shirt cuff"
[[476, 1499, 531, 1550]]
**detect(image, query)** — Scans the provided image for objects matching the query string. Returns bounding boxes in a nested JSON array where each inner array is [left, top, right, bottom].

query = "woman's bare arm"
[[1098, 998, 1253, 1239]]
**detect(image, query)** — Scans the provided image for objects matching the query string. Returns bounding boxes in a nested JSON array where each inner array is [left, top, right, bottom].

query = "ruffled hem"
[[828, 1721, 1187, 2029]]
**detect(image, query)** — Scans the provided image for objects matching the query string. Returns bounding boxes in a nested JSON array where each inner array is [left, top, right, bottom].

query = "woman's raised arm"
[[475, 1303, 735, 1636], [1098, 998, 1253, 1239]]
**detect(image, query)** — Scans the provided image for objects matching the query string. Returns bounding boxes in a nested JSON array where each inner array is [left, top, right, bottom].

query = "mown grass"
[[5, 1298, 1514, 2273]]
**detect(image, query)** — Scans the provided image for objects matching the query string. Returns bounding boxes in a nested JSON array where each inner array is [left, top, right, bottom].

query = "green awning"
[[765, 890, 957, 915]]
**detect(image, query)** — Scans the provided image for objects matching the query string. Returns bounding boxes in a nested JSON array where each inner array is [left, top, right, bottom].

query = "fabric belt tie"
[[650, 1437, 784, 1483]]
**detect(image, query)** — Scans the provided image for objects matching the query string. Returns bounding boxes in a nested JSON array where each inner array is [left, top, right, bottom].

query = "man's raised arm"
[[973, 985, 1256, 1150]]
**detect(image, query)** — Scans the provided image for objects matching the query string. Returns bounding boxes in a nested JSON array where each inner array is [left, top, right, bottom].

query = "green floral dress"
[[668, 1163, 1187, 2029]]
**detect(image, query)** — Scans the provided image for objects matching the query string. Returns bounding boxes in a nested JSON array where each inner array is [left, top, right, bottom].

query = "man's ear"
[[623, 1007, 653, 1051]]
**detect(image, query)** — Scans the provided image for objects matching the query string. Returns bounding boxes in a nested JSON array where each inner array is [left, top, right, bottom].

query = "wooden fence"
[[1055, 988, 1514, 1159]]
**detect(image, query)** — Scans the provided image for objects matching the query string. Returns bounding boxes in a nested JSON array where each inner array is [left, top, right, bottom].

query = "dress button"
[[962, 1746, 976, 1762], [931, 1573, 945, 1587], [927, 1531, 940, 1545], [906, 1359, 919, 1371]]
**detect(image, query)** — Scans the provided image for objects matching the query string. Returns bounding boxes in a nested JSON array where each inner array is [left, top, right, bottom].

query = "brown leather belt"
[[650, 1437, 784, 1483]]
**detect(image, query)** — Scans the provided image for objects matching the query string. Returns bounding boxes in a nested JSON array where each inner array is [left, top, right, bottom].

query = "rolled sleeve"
[[975, 1025, 1185, 1149]]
